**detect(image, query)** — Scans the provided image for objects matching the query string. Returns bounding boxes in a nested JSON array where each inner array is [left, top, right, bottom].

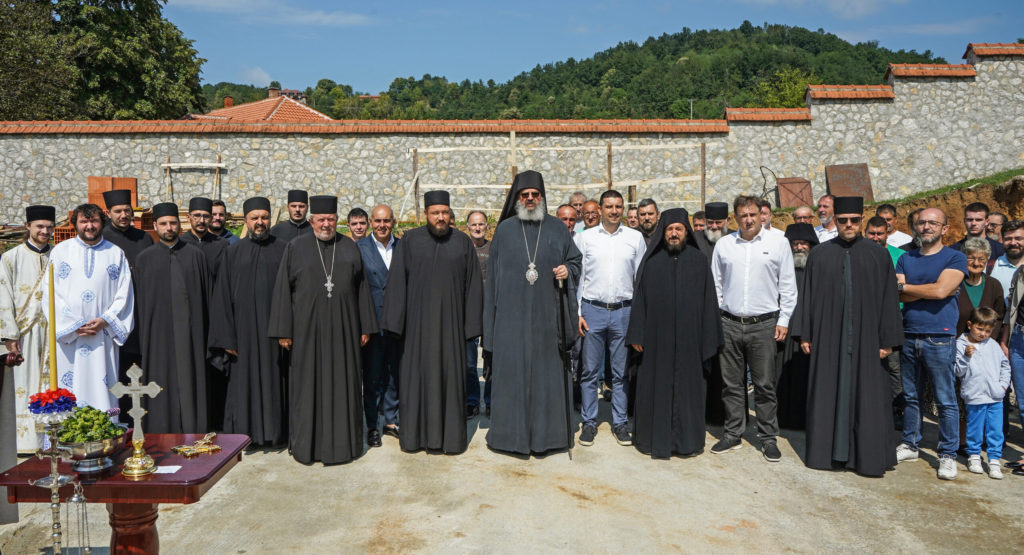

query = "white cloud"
[[167, 0, 373, 27], [836, 16, 998, 48], [730, 0, 910, 20], [239, 66, 271, 86]]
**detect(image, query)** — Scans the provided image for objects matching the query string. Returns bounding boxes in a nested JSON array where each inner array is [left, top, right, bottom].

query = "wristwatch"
[[897, 282, 905, 293]]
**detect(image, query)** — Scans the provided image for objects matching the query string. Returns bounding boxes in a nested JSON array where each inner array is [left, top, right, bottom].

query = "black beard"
[[639, 221, 657, 234], [665, 241, 684, 255], [428, 223, 450, 238], [250, 228, 269, 242]]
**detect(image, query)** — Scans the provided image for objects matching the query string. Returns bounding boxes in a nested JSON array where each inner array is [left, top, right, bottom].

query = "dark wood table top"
[[0, 433, 250, 505]]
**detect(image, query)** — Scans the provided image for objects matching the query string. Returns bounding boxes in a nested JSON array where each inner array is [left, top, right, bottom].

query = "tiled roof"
[[187, 96, 332, 123], [964, 43, 1024, 58], [725, 107, 811, 122], [806, 84, 895, 100], [0, 119, 730, 135], [885, 64, 977, 79]]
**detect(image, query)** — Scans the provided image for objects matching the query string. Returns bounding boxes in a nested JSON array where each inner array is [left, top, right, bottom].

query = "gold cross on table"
[[109, 364, 162, 477], [172, 432, 222, 458]]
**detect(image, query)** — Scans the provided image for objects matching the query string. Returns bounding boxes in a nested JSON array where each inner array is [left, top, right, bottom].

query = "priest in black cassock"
[[269, 189, 312, 243], [382, 190, 483, 454], [101, 189, 154, 412], [774, 223, 818, 430], [793, 196, 903, 477], [179, 196, 228, 279], [627, 208, 722, 458], [483, 171, 581, 455], [267, 195, 377, 464], [135, 202, 213, 434], [208, 197, 288, 447], [693, 201, 729, 426]]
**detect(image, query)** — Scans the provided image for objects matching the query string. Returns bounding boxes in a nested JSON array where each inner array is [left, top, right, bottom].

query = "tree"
[[0, 1, 77, 120], [269, 80, 281, 89], [753, 67, 822, 108]]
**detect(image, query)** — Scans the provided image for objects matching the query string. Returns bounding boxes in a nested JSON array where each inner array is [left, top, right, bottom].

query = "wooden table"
[[0, 433, 250, 554]]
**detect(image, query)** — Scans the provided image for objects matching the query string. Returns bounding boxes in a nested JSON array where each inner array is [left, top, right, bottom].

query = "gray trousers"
[[720, 316, 779, 442]]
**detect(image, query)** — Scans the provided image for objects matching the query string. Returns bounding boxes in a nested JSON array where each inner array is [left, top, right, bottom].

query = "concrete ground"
[[2, 400, 1023, 554]]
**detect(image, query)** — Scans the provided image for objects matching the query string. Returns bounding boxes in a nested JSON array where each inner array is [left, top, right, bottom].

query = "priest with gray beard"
[[483, 171, 581, 455], [693, 201, 730, 425], [774, 223, 818, 430]]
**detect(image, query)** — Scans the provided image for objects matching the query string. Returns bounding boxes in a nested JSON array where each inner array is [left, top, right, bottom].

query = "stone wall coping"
[[725, 107, 812, 122], [884, 63, 977, 80], [964, 43, 1024, 58]]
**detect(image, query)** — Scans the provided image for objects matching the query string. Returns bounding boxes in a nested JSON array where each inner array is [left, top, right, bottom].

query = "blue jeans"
[[965, 402, 1004, 460], [901, 334, 959, 456], [1009, 328, 1024, 429], [580, 302, 630, 428], [466, 338, 491, 409]]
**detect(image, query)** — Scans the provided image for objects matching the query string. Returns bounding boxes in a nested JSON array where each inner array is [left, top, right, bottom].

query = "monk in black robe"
[[627, 209, 721, 458], [382, 190, 483, 454], [694, 201, 730, 427], [267, 195, 376, 464], [135, 203, 213, 434], [208, 197, 288, 446], [179, 196, 228, 279], [483, 171, 580, 455], [101, 189, 154, 413], [269, 189, 312, 243], [775, 223, 818, 430], [793, 196, 903, 477]]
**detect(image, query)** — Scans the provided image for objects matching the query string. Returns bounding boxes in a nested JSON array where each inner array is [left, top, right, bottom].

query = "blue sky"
[[164, 0, 1023, 93]]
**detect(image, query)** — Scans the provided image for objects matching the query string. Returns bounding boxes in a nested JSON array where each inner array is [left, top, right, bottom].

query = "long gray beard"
[[515, 200, 547, 222], [704, 228, 723, 244], [793, 251, 808, 269]]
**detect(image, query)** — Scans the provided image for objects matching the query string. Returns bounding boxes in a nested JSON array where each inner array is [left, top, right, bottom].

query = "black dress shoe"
[[382, 425, 400, 439], [466, 405, 480, 420], [367, 429, 382, 448]]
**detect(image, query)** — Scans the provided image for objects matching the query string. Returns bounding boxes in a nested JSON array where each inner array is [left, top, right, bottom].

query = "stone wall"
[[0, 56, 1021, 224]]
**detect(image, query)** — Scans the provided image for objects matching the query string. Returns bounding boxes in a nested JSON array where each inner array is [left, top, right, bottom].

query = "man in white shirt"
[[814, 194, 838, 243], [991, 220, 1024, 304], [575, 190, 646, 447], [758, 199, 785, 237], [876, 203, 912, 248], [711, 195, 798, 462]]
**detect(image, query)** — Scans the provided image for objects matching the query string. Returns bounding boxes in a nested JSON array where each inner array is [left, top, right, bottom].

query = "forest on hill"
[[204, 21, 946, 120]]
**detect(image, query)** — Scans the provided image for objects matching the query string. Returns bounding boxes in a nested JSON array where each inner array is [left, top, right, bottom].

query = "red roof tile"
[[188, 96, 332, 124], [963, 43, 1024, 58], [725, 107, 811, 122], [806, 85, 895, 100], [884, 64, 976, 79]]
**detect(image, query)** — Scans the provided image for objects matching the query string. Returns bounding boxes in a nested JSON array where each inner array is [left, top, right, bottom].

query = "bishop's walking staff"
[[556, 278, 574, 460]]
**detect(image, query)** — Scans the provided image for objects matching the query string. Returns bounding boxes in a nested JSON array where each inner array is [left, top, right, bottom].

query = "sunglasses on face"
[[519, 192, 541, 199], [836, 216, 862, 225]]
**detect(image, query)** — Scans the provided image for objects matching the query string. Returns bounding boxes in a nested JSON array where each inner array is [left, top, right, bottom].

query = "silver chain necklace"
[[521, 218, 544, 285], [314, 234, 337, 297]]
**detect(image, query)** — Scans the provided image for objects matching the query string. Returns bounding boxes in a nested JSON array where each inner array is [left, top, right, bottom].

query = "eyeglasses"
[[190, 213, 211, 220], [793, 216, 813, 222], [966, 256, 988, 263], [916, 220, 945, 229], [519, 191, 541, 199], [836, 216, 862, 225]]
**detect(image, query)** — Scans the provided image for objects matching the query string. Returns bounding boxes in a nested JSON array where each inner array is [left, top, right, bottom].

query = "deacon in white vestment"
[[45, 204, 134, 412]]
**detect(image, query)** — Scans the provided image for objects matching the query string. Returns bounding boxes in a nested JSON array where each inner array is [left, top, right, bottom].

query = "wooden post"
[[510, 130, 518, 180], [628, 185, 637, 208], [606, 142, 613, 190], [700, 142, 707, 208], [165, 155, 173, 203], [412, 148, 420, 225], [215, 154, 222, 200]]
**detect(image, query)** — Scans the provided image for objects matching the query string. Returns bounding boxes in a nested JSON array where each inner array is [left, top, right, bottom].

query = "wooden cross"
[[109, 364, 162, 445]]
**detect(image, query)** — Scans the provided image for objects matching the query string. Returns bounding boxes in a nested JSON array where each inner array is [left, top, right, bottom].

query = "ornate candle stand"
[[29, 411, 76, 554]]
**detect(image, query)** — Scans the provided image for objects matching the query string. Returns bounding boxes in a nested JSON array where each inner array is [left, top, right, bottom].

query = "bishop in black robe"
[[267, 196, 377, 465], [135, 203, 213, 434], [208, 197, 288, 446], [626, 209, 722, 458], [483, 171, 581, 455], [269, 219, 312, 243], [775, 223, 818, 430], [792, 197, 903, 477], [382, 190, 483, 454], [693, 202, 729, 427]]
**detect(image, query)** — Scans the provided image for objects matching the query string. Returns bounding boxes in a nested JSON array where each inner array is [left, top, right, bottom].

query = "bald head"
[[914, 207, 948, 248], [370, 204, 395, 244]]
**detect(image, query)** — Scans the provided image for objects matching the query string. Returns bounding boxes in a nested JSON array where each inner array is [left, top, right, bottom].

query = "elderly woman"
[[956, 237, 1006, 335]]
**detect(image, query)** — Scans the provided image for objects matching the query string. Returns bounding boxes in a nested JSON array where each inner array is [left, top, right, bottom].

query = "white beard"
[[516, 199, 547, 222], [705, 228, 723, 244], [793, 251, 808, 269]]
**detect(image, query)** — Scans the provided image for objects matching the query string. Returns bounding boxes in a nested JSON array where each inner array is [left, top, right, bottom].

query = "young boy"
[[954, 307, 1011, 479]]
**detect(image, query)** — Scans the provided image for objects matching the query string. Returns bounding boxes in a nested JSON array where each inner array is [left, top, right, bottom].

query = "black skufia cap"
[[188, 197, 213, 213], [287, 190, 308, 204], [705, 202, 729, 220], [785, 223, 819, 246], [309, 195, 337, 215], [833, 196, 864, 214], [25, 205, 55, 223], [424, 190, 450, 208], [102, 189, 132, 209], [243, 197, 271, 215], [152, 202, 179, 220]]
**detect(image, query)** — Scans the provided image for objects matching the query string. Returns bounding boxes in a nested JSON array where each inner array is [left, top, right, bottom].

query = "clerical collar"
[[163, 240, 180, 250], [290, 219, 309, 228], [75, 236, 104, 249], [25, 240, 50, 254]]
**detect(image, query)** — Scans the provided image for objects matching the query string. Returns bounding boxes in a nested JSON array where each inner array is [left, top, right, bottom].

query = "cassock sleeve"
[[791, 254, 813, 342], [207, 251, 238, 367], [100, 252, 134, 346], [701, 260, 723, 362], [0, 256, 20, 339], [354, 254, 379, 337], [266, 243, 295, 340], [463, 237, 483, 340], [624, 270, 646, 348], [380, 236, 408, 336], [481, 229, 500, 352], [877, 255, 904, 350], [560, 234, 582, 351]]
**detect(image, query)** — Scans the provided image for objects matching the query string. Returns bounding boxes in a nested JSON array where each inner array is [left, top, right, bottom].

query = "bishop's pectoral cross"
[[109, 365, 162, 476], [324, 278, 334, 298]]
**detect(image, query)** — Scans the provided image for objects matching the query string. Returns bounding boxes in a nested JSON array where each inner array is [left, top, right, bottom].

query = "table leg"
[[107, 502, 159, 554]]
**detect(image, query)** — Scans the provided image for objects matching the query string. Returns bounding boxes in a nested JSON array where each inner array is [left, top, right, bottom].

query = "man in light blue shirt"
[[989, 221, 1023, 304]]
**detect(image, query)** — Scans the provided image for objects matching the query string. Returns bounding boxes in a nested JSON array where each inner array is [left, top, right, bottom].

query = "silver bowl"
[[59, 426, 129, 473]]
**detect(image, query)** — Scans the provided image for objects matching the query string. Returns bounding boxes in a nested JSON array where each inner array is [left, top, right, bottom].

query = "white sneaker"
[[989, 460, 1004, 480], [967, 455, 984, 474], [937, 457, 958, 480], [896, 443, 919, 463]]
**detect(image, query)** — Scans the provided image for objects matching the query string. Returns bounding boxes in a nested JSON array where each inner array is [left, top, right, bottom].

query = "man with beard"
[[210, 200, 240, 245], [179, 197, 228, 279], [135, 203, 213, 434], [268, 195, 376, 464], [483, 171, 580, 455], [625, 207, 639, 229], [774, 223, 818, 430], [270, 190, 312, 243], [988, 213, 1007, 242], [357, 205, 401, 446], [208, 197, 288, 446], [637, 198, 660, 247], [627, 208, 721, 458], [900, 208, 924, 251], [691, 211, 706, 232], [1, 205, 55, 453], [382, 190, 483, 454], [952, 203, 1004, 265], [465, 210, 492, 418], [556, 204, 577, 231], [694, 201, 730, 425], [580, 200, 601, 232], [47, 204, 134, 412], [347, 207, 369, 242], [814, 195, 837, 243], [866, 217, 908, 419], [895, 207, 968, 480], [795, 197, 903, 476], [991, 220, 1024, 302]]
